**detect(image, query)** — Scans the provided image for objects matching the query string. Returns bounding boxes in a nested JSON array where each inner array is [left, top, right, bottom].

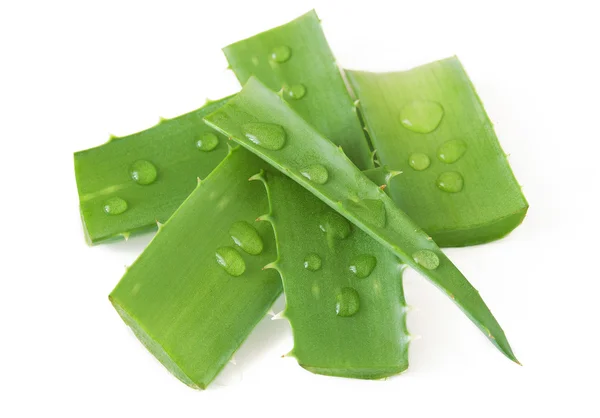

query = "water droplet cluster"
[[266, 45, 308, 102], [400, 103, 468, 193], [215, 221, 264, 277]]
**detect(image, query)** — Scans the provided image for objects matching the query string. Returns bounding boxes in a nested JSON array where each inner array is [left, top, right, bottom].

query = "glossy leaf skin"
[[258, 170, 409, 379], [223, 10, 373, 170], [347, 58, 528, 247], [205, 77, 518, 364], [109, 148, 281, 389], [74, 97, 231, 245]]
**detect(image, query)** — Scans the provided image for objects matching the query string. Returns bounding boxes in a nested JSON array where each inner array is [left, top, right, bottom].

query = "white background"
[[1, 0, 599, 416]]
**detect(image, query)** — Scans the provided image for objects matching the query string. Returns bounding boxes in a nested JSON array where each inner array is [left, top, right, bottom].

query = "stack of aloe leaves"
[[74, 10, 527, 389]]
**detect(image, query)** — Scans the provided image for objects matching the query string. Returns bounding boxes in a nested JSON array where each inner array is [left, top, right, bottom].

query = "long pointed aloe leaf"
[[223, 10, 373, 170], [109, 147, 281, 389], [255, 170, 409, 378], [347, 58, 528, 247], [74, 97, 231, 245], [204, 77, 518, 363]]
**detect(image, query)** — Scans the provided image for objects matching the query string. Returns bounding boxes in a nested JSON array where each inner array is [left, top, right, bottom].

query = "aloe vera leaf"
[[204, 77, 518, 363], [223, 10, 373, 170], [109, 147, 281, 389], [346, 57, 528, 247], [74, 97, 232, 245], [254, 169, 409, 379]]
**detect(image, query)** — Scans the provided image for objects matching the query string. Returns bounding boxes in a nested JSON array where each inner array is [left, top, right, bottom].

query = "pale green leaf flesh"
[[347, 58, 528, 247], [259, 170, 409, 379], [223, 9, 373, 170], [109, 148, 282, 389], [74, 97, 231, 245], [204, 77, 518, 363]]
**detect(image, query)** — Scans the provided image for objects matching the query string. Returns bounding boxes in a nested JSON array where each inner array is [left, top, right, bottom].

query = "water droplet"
[[344, 199, 386, 228], [437, 139, 467, 163], [251, 56, 259, 66], [216, 246, 246, 277], [196, 132, 219, 152], [270, 45, 291, 63], [303, 253, 322, 271], [242, 123, 286, 150], [130, 160, 157, 185], [436, 171, 464, 193], [336, 287, 360, 317], [349, 254, 377, 278], [319, 211, 351, 240], [286, 84, 306, 100], [229, 221, 263, 255], [300, 164, 328, 184], [408, 153, 431, 171], [103, 197, 128, 215], [412, 250, 440, 270], [400, 100, 444, 133]]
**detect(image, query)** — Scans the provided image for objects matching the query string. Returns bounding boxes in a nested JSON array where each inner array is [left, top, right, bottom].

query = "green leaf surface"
[[74, 97, 231, 245], [204, 77, 518, 363], [347, 58, 528, 247], [256, 170, 409, 379], [109, 147, 282, 389], [223, 9, 373, 170]]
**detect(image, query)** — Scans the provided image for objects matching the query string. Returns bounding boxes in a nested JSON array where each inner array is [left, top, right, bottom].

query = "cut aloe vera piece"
[[109, 147, 281, 389], [205, 77, 518, 363], [347, 58, 528, 247], [74, 97, 231, 245], [223, 10, 373, 170], [255, 170, 408, 379]]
